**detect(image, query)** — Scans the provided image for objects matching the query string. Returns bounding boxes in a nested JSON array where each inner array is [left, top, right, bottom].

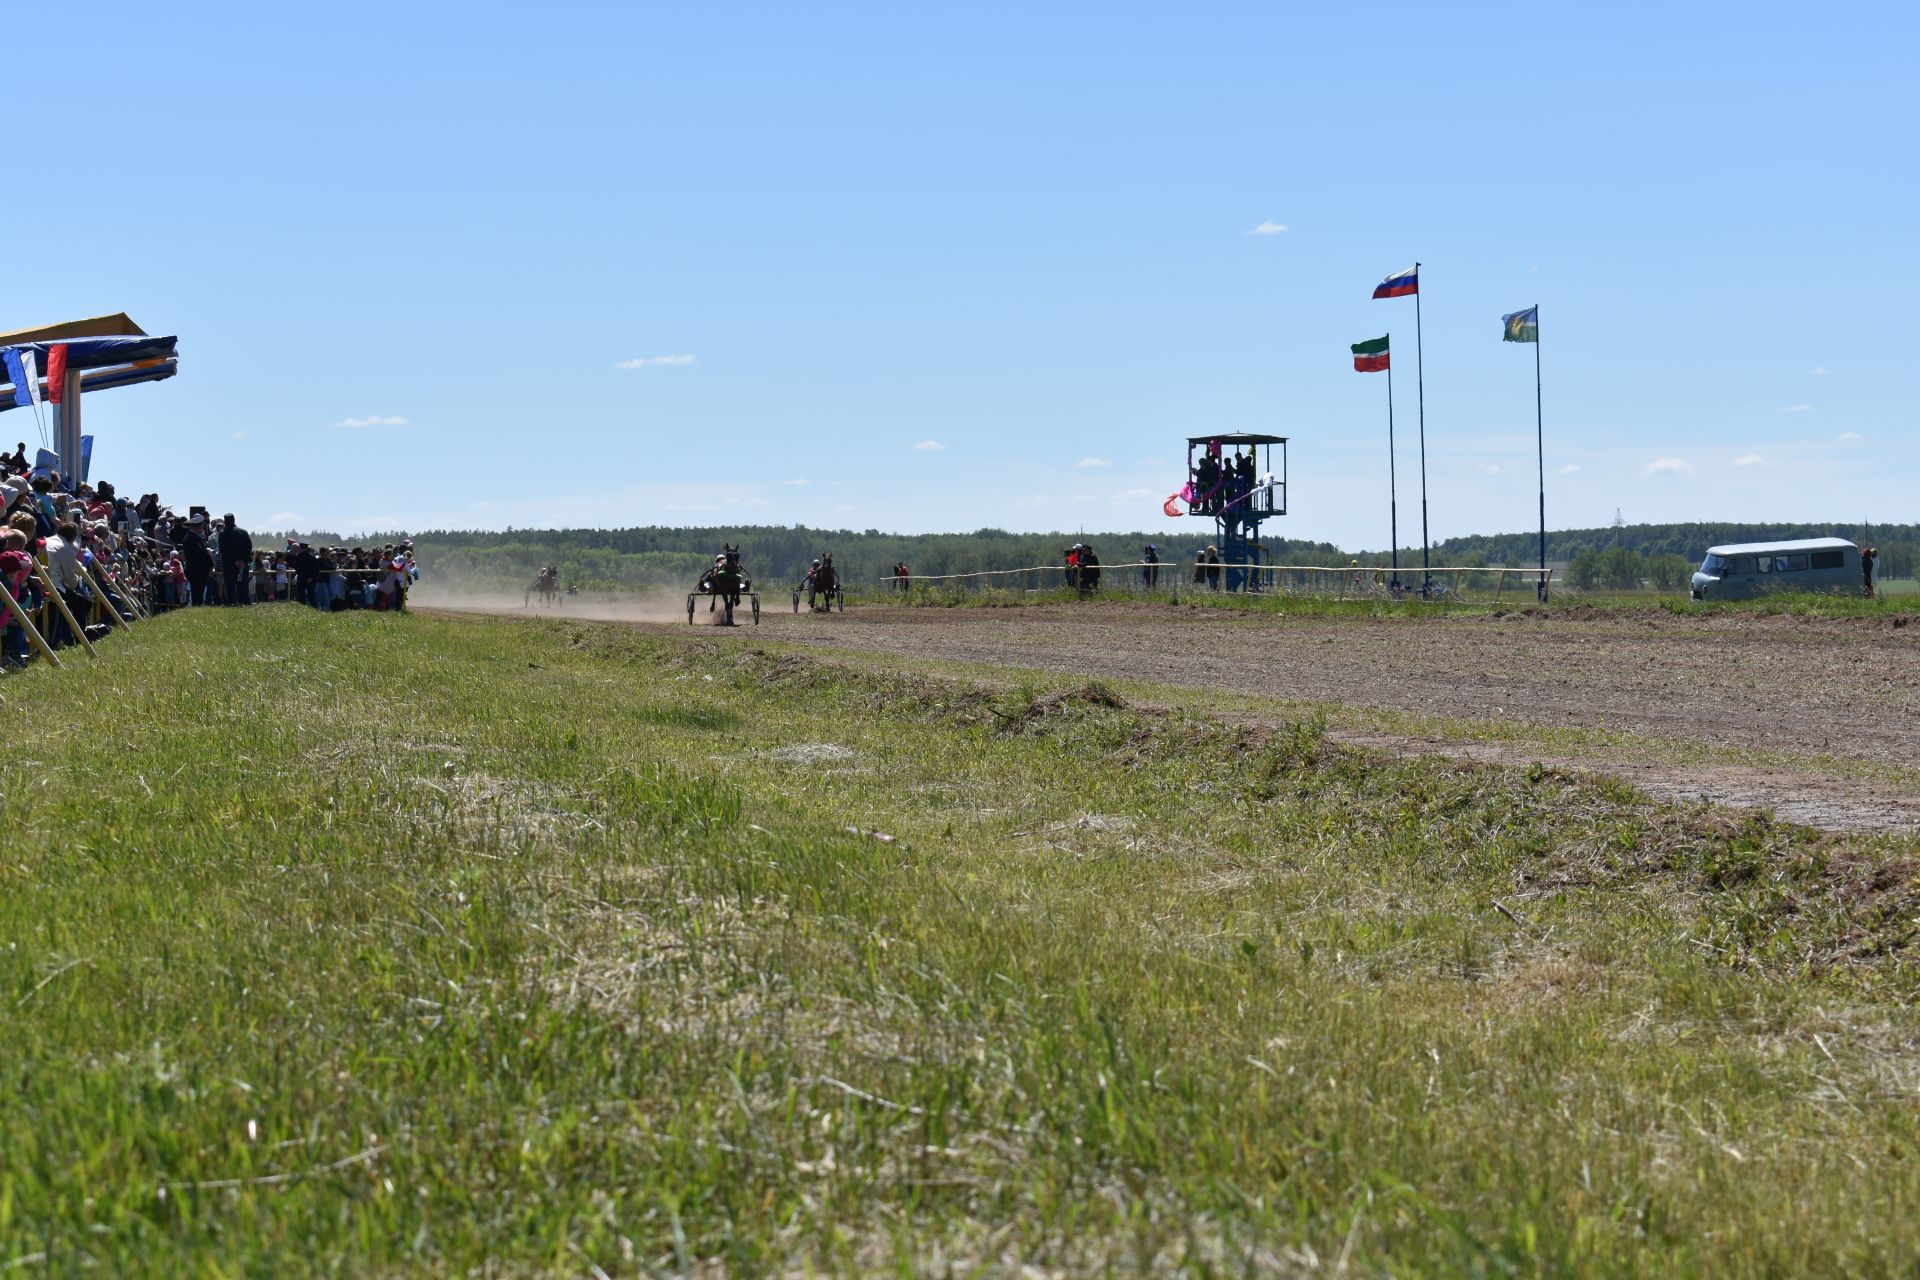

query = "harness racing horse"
[[694, 544, 753, 625], [526, 568, 560, 608], [797, 556, 841, 612]]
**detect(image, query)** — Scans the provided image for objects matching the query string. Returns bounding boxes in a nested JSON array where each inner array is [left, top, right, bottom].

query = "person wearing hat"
[[1141, 542, 1160, 590], [1205, 544, 1222, 592], [218, 514, 253, 606], [1863, 546, 1878, 599], [180, 512, 215, 606]]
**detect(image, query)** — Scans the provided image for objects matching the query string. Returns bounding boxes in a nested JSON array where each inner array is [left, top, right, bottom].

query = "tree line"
[[1414, 521, 1919, 578], [396, 525, 1345, 593], [281, 519, 1914, 594]]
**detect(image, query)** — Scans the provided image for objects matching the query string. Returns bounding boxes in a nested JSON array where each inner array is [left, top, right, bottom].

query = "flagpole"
[[1414, 261, 1430, 596], [1387, 342, 1400, 591], [1534, 303, 1546, 602]]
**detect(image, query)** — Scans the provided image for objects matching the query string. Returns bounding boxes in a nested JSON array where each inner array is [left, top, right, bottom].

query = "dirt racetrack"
[[428, 594, 1920, 834], [767, 602, 1920, 835]]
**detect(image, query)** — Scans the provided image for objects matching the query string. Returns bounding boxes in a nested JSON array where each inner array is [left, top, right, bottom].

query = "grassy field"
[[3, 608, 1918, 1275]]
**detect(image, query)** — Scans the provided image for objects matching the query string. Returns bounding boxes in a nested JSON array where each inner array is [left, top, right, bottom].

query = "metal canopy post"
[[54, 368, 82, 489]]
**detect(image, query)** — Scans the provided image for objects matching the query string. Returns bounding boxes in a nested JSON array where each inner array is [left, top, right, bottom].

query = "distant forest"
[[1418, 521, 1919, 571], [297, 520, 1916, 593], [398, 526, 1343, 593]]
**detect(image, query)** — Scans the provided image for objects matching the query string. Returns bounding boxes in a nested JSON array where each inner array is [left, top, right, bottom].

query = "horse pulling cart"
[[526, 567, 561, 608], [792, 556, 844, 613], [688, 544, 760, 626]]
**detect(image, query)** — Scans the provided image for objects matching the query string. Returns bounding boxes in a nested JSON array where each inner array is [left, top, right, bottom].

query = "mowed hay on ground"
[[1, 608, 1918, 1275]]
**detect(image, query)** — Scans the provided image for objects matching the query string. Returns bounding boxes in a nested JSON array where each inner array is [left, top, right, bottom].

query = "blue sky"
[[9, 1, 1913, 549]]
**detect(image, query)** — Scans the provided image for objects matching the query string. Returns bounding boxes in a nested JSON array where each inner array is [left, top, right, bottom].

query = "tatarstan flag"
[[1351, 336, 1390, 373]]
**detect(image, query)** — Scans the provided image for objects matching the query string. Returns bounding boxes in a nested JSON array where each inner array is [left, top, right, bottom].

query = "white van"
[[1690, 537, 1861, 601]]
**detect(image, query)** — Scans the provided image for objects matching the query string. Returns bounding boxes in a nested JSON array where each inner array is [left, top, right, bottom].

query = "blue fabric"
[[22, 335, 177, 371], [2, 348, 33, 408], [0, 355, 178, 415], [0, 337, 178, 414]]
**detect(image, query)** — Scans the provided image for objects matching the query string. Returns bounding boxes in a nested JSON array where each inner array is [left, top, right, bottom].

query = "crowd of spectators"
[[0, 444, 417, 670]]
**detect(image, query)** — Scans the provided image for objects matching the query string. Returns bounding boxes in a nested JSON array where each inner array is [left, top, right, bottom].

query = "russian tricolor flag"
[[1372, 266, 1418, 299], [2, 347, 40, 409]]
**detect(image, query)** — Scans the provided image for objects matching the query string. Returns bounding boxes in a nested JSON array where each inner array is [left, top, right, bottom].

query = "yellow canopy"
[[0, 312, 147, 345]]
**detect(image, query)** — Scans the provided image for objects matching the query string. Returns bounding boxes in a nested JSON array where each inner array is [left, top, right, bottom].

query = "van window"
[[1702, 553, 1727, 573], [1724, 555, 1754, 575], [1755, 556, 1773, 574], [1782, 553, 1809, 572], [1811, 549, 1844, 570]]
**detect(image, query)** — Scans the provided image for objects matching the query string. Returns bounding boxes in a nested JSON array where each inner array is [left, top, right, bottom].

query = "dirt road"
[[766, 603, 1920, 834], [428, 595, 1920, 833]]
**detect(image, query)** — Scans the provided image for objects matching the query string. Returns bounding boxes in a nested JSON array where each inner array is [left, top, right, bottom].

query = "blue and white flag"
[[2, 347, 41, 409]]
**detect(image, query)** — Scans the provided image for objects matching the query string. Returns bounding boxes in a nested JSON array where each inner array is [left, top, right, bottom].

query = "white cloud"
[[1643, 458, 1694, 476], [232, 430, 248, 440], [725, 496, 769, 508], [1733, 453, 1775, 468], [1474, 463, 1501, 476], [1076, 456, 1113, 468], [912, 440, 947, 451], [614, 355, 697, 368], [1111, 487, 1154, 503], [1810, 366, 1830, 375], [1526, 265, 1541, 274], [266, 511, 304, 526], [664, 502, 720, 512], [1837, 431, 1864, 442], [1777, 403, 1815, 414], [1554, 463, 1580, 476], [333, 414, 410, 429], [1245, 220, 1288, 235], [783, 477, 811, 487]]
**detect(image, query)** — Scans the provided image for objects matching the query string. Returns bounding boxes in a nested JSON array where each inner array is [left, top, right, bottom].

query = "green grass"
[[3, 608, 1919, 1275]]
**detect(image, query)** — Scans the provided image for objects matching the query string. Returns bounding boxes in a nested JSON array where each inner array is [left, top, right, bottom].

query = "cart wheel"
[[686, 594, 695, 624], [751, 595, 760, 625]]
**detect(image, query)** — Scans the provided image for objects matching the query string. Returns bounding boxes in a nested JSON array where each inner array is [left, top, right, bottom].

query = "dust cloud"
[[411, 586, 710, 625]]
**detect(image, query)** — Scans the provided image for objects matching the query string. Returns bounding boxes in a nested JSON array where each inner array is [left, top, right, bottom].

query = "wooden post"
[[31, 561, 97, 659], [0, 579, 62, 668], [80, 560, 131, 629], [105, 563, 150, 619]]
